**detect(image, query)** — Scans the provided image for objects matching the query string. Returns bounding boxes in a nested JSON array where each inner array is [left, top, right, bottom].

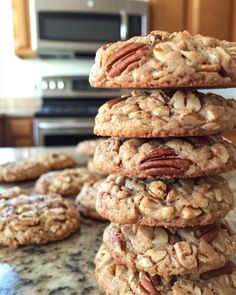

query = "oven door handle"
[[37, 121, 94, 130]]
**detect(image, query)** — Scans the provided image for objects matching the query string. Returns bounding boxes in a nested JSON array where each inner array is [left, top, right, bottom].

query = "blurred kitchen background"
[[0, 0, 235, 148]]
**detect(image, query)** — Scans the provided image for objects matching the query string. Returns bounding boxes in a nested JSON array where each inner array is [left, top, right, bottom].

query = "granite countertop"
[[0, 147, 104, 295], [0, 147, 235, 295]]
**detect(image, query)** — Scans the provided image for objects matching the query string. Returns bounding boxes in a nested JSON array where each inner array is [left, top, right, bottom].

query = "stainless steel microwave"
[[29, 0, 149, 57]]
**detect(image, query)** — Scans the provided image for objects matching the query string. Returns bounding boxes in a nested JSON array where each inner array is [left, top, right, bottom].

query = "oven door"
[[34, 118, 96, 146]]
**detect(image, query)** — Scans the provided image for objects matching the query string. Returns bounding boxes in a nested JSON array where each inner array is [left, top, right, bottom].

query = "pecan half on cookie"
[[93, 136, 236, 178], [89, 30, 236, 88]]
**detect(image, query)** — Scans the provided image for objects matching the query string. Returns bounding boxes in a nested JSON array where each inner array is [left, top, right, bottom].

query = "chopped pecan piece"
[[196, 223, 220, 243], [139, 147, 190, 177], [139, 272, 161, 295], [105, 42, 150, 78], [106, 97, 127, 108], [200, 261, 236, 279]]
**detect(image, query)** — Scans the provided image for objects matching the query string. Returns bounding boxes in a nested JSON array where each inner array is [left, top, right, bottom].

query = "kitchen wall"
[[0, 0, 93, 99]]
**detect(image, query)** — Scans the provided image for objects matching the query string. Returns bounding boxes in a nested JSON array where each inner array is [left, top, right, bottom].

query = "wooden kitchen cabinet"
[[4, 117, 34, 147], [0, 117, 4, 147], [150, 0, 186, 33], [12, 0, 36, 58], [150, 0, 236, 41]]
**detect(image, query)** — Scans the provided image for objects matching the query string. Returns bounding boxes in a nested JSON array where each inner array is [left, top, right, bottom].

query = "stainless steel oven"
[[34, 75, 123, 146], [29, 0, 149, 57]]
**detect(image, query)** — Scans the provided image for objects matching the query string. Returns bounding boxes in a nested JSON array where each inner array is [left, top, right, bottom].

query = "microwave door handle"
[[120, 9, 128, 40]]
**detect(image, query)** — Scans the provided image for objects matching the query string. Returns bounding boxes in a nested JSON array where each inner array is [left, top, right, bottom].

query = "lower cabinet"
[[3, 117, 34, 147]]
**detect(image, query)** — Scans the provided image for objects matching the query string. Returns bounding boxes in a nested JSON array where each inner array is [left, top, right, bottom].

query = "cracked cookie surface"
[[0, 152, 75, 183], [103, 222, 236, 278], [0, 193, 80, 247], [35, 168, 100, 197], [94, 90, 236, 137], [96, 175, 233, 227], [95, 245, 236, 295], [93, 136, 236, 178], [76, 179, 106, 220], [90, 30, 236, 89]]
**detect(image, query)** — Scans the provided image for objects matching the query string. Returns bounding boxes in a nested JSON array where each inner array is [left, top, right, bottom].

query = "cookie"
[[0, 193, 80, 247], [93, 136, 236, 178], [89, 30, 236, 89], [76, 179, 106, 220], [103, 221, 236, 278], [96, 175, 233, 227], [35, 168, 100, 197], [0, 187, 29, 199], [0, 152, 75, 183], [35, 152, 75, 170], [94, 90, 236, 138], [76, 139, 104, 157], [95, 245, 236, 295]]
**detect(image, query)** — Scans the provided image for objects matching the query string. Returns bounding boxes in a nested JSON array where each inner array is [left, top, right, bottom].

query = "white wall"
[[0, 0, 93, 98]]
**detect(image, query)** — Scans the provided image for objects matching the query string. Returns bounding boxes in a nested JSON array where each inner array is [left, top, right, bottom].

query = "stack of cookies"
[[90, 30, 236, 294]]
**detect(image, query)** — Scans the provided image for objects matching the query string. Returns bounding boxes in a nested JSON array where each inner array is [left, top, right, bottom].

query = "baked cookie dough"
[[96, 175, 233, 227], [0, 193, 80, 247], [93, 136, 236, 178], [0, 187, 28, 199], [76, 179, 106, 220], [0, 152, 75, 183], [35, 168, 100, 197], [76, 139, 104, 157], [103, 222, 236, 277], [94, 90, 236, 137], [90, 30, 236, 89], [95, 245, 236, 295]]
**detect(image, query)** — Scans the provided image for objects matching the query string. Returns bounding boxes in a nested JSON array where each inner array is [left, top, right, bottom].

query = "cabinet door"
[[232, 0, 236, 41], [186, 0, 232, 40], [4, 117, 34, 147], [12, 0, 36, 57], [150, 0, 186, 32], [0, 117, 4, 147]]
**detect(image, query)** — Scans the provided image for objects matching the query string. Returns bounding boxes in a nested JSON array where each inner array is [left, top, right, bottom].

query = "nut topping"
[[200, 261, 236, 280], [139, 272, 161, 295], [196, 223, 220, 243], [105, 42, 150, 78], [139, 147, 190, 177]]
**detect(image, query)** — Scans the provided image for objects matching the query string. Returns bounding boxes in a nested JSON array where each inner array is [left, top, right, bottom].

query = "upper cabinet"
[[150, 0, 236, 41], [12, 0, 36, 58]]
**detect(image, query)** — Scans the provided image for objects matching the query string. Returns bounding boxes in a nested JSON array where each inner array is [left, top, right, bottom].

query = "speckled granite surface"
[[0, 147, 235, 295], [0, 218, 106, 295]]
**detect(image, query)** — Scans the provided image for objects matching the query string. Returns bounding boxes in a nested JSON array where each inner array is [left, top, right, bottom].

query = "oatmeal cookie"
[[0, 152, 75, 183], [96, 175, 233, 227], [76, 139, 104, 157], [0, 187, 29, 199], [76, 179, 106, 220], [0, 193, 80, 247], [35, 168, 100, 197], [94, 90, 236, 137], [89, 30, 236, 89], [103, 222, 236, 278], [95, 245, 236, 295], [93, 136, 236, 178]]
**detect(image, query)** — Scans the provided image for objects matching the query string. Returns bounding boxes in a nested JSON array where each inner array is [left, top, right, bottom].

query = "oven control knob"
[[49, 80, 56, 90], [42, 81, 48, 90], [57, 80, 65, 90]]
